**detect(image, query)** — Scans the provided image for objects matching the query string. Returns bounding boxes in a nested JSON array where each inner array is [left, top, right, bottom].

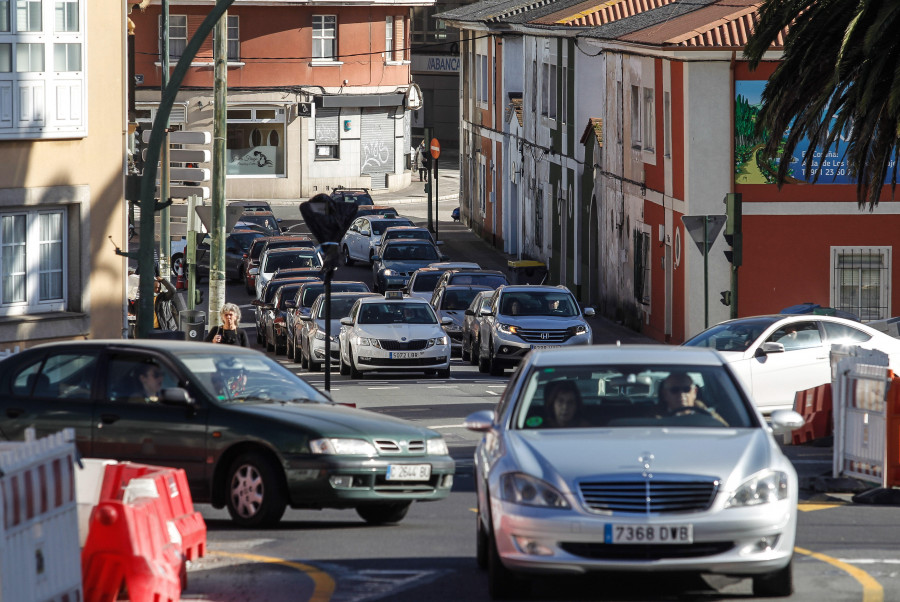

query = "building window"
[[411, 6, 447, 44], [312, 15, 336, 61], [227, 15, 239, 59], [476, 53, 488, 107], [630, 85, 641, 148], [0, 2, 9, 32], [634, 229, 650, 305], [535, 187, 543, 248], [53, 42, 79, 71], [480, 161, 486, 215], [385, 15, 403, 62], [832, 247, 890, 321], [15, 42, 41, 71], [0, 209, 65, 312], [315, 106, 339, 160], [663, 91, 671, 158], [16, 0, 40, 32], [561, 64, 567, 124], [158, 14, 186, 61], [541, 63, 557, 121], [541, 63, 547, 116], [0, 43, 9, 70], [54, 0, 77, 32], [643, 87, 654, 152], [226, 107, 286, 177]]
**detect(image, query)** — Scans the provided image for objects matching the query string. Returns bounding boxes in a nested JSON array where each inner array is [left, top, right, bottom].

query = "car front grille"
[[578, 476, 719, 513], [373, 439, 426, 454], [379, 339, 428, 351], [360, 356, 445, 366], [447, 331, 463, 343], [515, 328, 571, 343], [560, 541, 734, 560]]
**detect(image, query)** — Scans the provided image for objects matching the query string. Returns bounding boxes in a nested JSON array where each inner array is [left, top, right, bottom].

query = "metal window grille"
[[833, 248, 889, 321]]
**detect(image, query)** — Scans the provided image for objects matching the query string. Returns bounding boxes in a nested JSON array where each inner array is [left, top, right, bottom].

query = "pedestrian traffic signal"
[[723, 233, 742, 266], [720, 291, 732, 306], [723, 193, 742, 266]]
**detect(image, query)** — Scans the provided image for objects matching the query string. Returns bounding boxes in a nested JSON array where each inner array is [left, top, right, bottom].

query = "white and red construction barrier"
[[0, 428, 82, 602]]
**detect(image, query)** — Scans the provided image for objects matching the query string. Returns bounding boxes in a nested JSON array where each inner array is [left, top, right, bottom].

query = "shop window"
[[226, 107, 285, 177]]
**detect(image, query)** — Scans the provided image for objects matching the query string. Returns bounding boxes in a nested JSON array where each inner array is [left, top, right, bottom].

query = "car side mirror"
[[465, 309, 475, 316], [769, 409, 805, 434], [757, 342, 785, 356], [583, 307, 596, 317], [401, 287, 409, 294], [340, 317, 353, 326], [248, 267, 259, 276], [159, 387, 194, 407], [464, 410, 496, 432], [441, 317, 453, 325], [363, 231, 371, 237], [482, 309, 494, 316], [372, 255, 381, 262]]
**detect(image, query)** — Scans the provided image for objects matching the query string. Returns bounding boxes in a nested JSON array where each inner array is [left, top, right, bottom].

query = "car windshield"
[[385, 230, 431, 242], [412, 272, 443, 291], [358, 302, 437, 324], [442, 288, 483, 310], [263, 252, 321, 272], [264, 278, 314, 303], [449, 273, 507, 288], [683, 317, 780, 352], [301, 285, 326, 307], [176, 352, 331, 404], [512, 364, 755, 430], [382, 243, 439, 261], [240, 214, 278, 232], [341, 193, 373, 205], [230, 231, 265, 250], [276, 285, 301, 309], [500, 291, 580, 317], [371, 220, 413, 235], [318, 296, 364, 319]]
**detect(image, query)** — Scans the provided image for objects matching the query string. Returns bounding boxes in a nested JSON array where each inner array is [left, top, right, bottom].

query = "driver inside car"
[[658, 372, 727, 425]]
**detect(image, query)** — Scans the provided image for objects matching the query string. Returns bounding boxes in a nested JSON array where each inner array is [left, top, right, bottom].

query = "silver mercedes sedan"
[[465, 345, 804, 599]]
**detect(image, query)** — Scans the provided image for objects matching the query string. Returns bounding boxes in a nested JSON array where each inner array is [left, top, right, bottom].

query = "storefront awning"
[[316, 93, 405, 108]]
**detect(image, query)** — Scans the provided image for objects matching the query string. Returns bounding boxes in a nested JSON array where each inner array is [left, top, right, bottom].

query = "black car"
[[330, 186, 374, 207], [242, 234, 314, 294], [253, 275, 320, 344], [172, 228, 265, 282], [260, 282, 303, 355], [0, 340, 455, 528], [237, 210, 282, 236], [372, 239, 443, 293]]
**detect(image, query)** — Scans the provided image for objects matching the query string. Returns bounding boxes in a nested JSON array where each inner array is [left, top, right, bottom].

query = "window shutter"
[[315, 107, 339, 144], [190, 15, 214, 60], [393, 16, 404, 61]]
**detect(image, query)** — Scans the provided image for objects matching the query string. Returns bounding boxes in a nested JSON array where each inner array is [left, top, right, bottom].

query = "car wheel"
[[752, 559, 793, 597], [435, 366, 450, 379], [476, 511, 489, 570], [225, 452, 287, 528], [471, 336, 480, 366], [171, 253, 184, 278], [343, 245, 354, 266], [256, 329, 263, 345], [489, 349, 504, 376], [245, 279, 255, 295], [266, 331, 275, 352], [339, 351, 350, 376], [488, 529, 523, 599], [368, 250, 374, 265], [274, 338, 285, 356], [298, 341, 307, 367], [349, 348, 363, 379], [478, 347, 490, 373], [461, 337, 471, 362], [356, 502, 411, 525], [308, 344, 321, 372]]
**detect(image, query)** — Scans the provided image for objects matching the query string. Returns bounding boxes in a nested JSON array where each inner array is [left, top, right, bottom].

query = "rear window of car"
[[385, 230, 430, 241], [263, 252, 321, 272], [382, 243, 439, 261], [412, 272, 442, 291], [448, 273, 508, 288], [371, 219, 414, 235], [230, 231, 265, 250]]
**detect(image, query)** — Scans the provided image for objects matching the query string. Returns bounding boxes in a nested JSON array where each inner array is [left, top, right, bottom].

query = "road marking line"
[[427, 385, 458, 389], [209, 550, 335, 602], [487, 385, 506, 388], [795, 546, 883, 602], [798, 503, 843, 512], [486, 390, 499, 396], [838, 559, 900, 565], [428, 423, 467, 429], [368, 386, 399, 390]]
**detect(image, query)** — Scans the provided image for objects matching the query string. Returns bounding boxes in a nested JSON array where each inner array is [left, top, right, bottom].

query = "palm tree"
[[744, 0, 900, 209]]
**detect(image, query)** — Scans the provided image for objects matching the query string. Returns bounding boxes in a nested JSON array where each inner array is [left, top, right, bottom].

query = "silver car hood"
[[500, 316, 588, 328], [314, 319, 342, 336], [439, 310, 466, 327], [506, 428, 774, 494], [358, 323, 443, 339]]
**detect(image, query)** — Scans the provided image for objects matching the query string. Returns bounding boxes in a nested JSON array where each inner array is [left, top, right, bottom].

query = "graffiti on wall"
[[361, 139, 392, 172]]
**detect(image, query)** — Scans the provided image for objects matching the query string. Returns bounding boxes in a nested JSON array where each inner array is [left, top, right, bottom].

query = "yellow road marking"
[[209, 550, 335, 602], [795, 546, 883, 602], [798, 503, 843, 512]]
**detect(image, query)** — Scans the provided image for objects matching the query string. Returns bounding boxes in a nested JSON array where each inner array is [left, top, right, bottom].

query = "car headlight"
[[314, 331, 337, 342], [382, 269, 395, 276], [724, 470, 789, 508], [444, 323, 462, 331], [426, 336, 448, 347], [500, 473, 570, 508], [573, 325, 588, 335], [498, 323, 519, 335], [309, 438, 378, 456], [356, 336, 382, 348], [426, 438, 449, 455]]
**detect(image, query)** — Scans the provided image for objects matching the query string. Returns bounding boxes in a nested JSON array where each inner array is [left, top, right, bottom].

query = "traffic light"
[[720, 290, 732, 306], [724, 193, 742, 266]]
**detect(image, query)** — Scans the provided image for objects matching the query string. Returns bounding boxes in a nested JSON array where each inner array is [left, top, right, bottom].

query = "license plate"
[[390, 351, 421, 359], [386, 464, 431, 481], [604, 524, 693, 544], [530, 344, 560, 350]]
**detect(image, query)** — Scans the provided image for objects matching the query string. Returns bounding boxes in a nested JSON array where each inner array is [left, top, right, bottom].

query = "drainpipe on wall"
[[729, 51, 738, 320]]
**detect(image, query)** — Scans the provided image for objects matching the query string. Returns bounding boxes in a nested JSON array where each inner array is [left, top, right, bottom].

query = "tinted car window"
[[683, 317, 780, 351], [499, 291, 579, 317], [12, 352, 99, 399], [823, 322, 872, 344], [442, 288, 483, 310], [277, 285, 302, 309], [240, 214, 279, 232], [318, 297, 360, 318], [764, 321, 822, 350], [371, 219, 413, 235], [412, 272, 443, 292], [230, 231, 265, 251], [384, 230, 431, 242], [263, 252, 321, 272], [448, 273, 507, 288], [359, 302, 437, 324], [383, 243, 439, 261], [301, 284, 326, 307]]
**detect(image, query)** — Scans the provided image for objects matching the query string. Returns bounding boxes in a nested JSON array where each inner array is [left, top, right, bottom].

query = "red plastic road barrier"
[[98, 462, 206, 561], [885, 377, 900, 487], [82, 499, 182, 602], [792, 384, 834, 445]]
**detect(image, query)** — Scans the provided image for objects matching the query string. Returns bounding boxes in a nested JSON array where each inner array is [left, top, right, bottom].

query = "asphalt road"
[[164, 200, 900, 602]]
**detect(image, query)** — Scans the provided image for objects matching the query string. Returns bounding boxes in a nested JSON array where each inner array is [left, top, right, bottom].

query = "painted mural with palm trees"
[[735, 80, 854, 185]]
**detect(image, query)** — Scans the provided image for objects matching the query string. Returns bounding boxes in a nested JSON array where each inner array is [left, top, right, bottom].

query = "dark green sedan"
[[0, 340, 454, 527]]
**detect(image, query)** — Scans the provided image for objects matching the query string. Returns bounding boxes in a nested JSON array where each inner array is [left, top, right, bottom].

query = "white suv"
[[340, 215, 414, 266], [339, 292, 452, 378]]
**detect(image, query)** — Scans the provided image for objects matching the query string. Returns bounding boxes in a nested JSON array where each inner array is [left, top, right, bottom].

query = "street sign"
[[160, 167, 210, 182], [430, 138, 440, 160], [158, 185, 210, 199], [142, 130, 211, 145], [143, 148, 211, 163], [194, 205, 245, 233], [681, 215, 726, 254]]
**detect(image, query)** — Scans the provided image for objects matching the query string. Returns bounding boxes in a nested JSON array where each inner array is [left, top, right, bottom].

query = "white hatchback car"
[[339, 292, 452, 378], [683, 314, 900, 413], [340, 215, 415, 266]]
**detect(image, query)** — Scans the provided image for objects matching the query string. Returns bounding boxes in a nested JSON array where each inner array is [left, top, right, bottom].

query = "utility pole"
[[134, 0, 236, 338], [208, 5, 228, 328], [159, 0, 171, 280]]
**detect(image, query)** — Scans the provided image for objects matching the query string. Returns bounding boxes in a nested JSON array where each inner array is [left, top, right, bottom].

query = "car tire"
[[752, 559, 793, 597], [489, 350, 504, 376], [478, 347, 490, 373], [256, 329, 263, 345], [225, 452, 287, 528], [274, 338, 284, 356], [488, 529, 523, 599], [470, 336, 480, 366], [435, 366, 450, 379], [245, 280, 255, 296], [339, 351, 350, 376], [461, 338, 471, 362], [356, 501, 411, 525], [349, 348, 362, 379], [343, 245, 354, 266], [266, 332, 275, 352], [171, 253, 184, 278], [308, 344, 321, 372], [476, 511, 489, 571], [298, 342, 307, 368]]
